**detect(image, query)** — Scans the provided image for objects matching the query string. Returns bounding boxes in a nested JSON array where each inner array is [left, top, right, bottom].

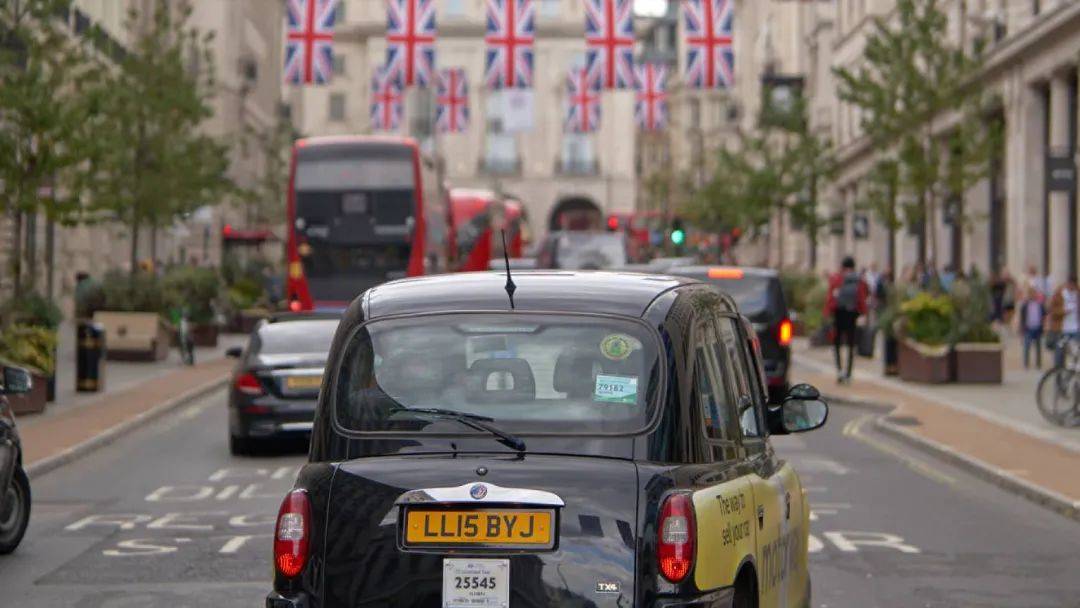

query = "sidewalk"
[[793, 337, 1080, 520], [16, 323, 245, 477]]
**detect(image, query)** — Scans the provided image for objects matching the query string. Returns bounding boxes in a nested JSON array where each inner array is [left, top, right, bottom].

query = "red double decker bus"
[[447, 188, 525, 272], [285, 136, 446, 311]]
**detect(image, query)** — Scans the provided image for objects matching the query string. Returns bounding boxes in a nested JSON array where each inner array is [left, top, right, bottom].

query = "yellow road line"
[[845, 415, 957, 486]]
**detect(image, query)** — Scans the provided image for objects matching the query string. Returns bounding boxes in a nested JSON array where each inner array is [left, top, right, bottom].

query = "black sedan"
[[266, 271, 827, 608], [227, 314, 339, 455], [667, 266, 792, 404], [0, 365, 33, 554]]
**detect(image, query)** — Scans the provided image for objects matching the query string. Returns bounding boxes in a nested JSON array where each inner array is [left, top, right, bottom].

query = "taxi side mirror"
[[768, 383, 828, 435], [1, 366, 33, 395]]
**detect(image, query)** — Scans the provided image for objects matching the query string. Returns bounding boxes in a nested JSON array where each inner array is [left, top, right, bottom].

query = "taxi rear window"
[[333, 313, 661, 435]]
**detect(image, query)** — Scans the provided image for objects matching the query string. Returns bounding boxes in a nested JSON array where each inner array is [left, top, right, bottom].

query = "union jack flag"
[[484, 0, 535, 89], [635, 63, 668, 132], [386, 0, 437, 87], [564, 67, 600, 134], [284, 0, 338, 85], [436, 68, 469, 134], [585, 0, 634, 90], [370, 66, 403, 132], [683, 0, 734, 89]]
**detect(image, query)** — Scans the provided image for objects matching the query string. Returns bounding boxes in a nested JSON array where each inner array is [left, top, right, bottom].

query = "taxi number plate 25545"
[[443, 558, 509, 608]]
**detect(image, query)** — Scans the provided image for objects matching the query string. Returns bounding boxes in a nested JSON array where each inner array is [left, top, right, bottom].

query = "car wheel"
[[229, 434, 252, 456], [0, 467, 31, 554]]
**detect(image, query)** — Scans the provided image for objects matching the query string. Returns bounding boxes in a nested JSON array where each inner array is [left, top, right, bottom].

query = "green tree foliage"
[[0, 0, 105, 294], [834, 0, 1001, 264], [240, 113, 297, 226], [86, 0, 234, 275]]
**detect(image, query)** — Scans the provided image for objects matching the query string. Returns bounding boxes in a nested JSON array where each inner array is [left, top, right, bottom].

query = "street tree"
[[240, 113, 297, 227], [834, 0, 1001, 265], [87, 0, 233, 276], [0, 0, 104, 297]]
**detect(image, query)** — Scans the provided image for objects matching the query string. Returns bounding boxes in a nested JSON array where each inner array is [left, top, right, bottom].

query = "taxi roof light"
[[274, 489, 311, 579], [707, 267, 745, 280], [657, 493, 695, 583]]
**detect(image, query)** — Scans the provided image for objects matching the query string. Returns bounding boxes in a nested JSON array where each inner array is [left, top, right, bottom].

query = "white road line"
[[845, 415, 957, 486]]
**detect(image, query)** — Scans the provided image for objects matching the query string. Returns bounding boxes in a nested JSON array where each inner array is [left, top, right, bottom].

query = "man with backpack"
[[825, 256, 868, 384]]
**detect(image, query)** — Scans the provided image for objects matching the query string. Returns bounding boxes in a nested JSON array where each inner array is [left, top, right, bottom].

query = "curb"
[[873, 417, 1080, 523], [25, 376, 229, 480]]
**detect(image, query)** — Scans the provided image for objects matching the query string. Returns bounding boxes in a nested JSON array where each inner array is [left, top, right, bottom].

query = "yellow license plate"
[[404, 509, 553, 547], [285, 375, 322, 389]]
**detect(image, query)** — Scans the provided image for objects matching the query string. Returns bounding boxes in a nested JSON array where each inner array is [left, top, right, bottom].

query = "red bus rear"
[[447, 189, 525, 272], [286, 136, 445, 311]]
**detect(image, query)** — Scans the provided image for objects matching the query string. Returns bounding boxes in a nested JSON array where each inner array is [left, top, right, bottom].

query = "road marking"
[[844, 415, 956, 486]]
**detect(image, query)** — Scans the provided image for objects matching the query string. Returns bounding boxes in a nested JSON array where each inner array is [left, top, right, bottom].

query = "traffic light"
[[670, 219, 686, 246]]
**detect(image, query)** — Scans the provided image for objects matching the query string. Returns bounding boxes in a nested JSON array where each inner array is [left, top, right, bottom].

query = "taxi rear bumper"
[[266, 591, 309, 608], [654, 587, 736, 607]]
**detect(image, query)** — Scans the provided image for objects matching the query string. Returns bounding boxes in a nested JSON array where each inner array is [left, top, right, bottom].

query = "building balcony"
[[555, 158, 600, 176]]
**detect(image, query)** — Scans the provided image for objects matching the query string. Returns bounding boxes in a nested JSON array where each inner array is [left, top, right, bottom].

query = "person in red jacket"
[[825, 256, 869, 384]]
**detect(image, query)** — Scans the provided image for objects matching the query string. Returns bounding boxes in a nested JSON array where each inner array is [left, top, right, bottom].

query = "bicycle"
[[175, 308, 195, 366], [1035, 335, 1080, 427]]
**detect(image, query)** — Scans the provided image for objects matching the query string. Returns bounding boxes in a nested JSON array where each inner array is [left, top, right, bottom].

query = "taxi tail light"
[[778, 318, 793, 347], [657, 493, 696, 583], [235, 372, 265, 396], [274, 489, 311, 579]]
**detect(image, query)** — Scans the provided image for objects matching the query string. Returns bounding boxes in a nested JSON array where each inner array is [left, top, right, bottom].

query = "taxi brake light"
[[779, 318, 793, 347], [274, 489, 311, 579], [707, 267, 745, 280], [235, 372, 264, 396], [657, 493, 695, 583]]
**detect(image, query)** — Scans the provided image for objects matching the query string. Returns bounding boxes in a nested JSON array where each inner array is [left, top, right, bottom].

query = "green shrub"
[[779, 270, 822, 316], [900, 292, 953, 346], [162, 266, 223, 324], [801, 281, 828, 333], [0, 324, 57, 375], [226, 277, 265, 312], [101, 269, 167, 314], [1, 292, 62, 330], [950, 276, 999, 344]]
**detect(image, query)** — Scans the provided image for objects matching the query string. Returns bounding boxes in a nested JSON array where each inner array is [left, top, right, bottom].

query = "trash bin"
[[76, 321, 106, 393]]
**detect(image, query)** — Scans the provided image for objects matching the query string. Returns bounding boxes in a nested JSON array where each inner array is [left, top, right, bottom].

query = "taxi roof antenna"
[[500, 229, 516, 310]]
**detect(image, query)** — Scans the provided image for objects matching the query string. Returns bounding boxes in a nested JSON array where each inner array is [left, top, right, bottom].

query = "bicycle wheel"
[[1036, 368, 1074, 426]]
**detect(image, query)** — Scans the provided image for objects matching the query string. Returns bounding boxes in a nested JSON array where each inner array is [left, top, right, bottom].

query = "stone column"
[[1048, 76, 1071, 286]]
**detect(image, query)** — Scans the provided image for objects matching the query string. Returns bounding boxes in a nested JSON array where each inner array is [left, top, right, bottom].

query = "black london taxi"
[[266, 271, 827, 608]]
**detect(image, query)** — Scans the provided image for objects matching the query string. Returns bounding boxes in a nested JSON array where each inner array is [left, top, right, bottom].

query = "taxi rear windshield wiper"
[[400, 407, 526, 452]]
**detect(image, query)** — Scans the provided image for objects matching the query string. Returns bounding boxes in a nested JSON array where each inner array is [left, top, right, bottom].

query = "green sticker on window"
[[600, 334, 634, 361], [594, 374, 638, 404]]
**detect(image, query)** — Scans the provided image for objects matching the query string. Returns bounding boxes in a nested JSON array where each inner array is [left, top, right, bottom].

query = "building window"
[[539, 0, 560, 18], [561, 134, 596, 175], [484, 94, 519, 173], [332, 53, 345, 76], [445, 0, 466, 17], [329, 93, 346, 122]]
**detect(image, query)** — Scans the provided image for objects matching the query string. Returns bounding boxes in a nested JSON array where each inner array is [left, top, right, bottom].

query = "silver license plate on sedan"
[[442, 558, 509, 608]]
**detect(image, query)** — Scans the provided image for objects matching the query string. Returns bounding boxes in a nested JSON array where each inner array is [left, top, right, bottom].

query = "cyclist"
[[1048, 275, 1080, 368]]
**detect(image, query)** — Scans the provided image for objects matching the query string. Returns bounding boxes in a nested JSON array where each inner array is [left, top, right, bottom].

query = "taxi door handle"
[[784, 492, 791, 520], [757, 505, 764, 529]]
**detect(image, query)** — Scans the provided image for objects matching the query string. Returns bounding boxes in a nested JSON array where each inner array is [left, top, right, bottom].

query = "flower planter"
[[898, 339, 951, 384], [8, 370, 48, 416], [951, 342, 1003, 384], [238, 309, 269, 334], [94, 311, 170, 361], [191, 323, 219, 348]]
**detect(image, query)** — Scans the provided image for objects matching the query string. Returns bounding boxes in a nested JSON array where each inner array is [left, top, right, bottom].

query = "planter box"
[[952, 342, 1003, 384], [9, 371, 48, 416], [93, 311, 170, 362], [898, 339, 951, 384], [191, 323, 219, 348]]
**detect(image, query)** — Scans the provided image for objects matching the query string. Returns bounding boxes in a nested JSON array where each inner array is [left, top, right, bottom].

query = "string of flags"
[[284, 0, 735, 133]]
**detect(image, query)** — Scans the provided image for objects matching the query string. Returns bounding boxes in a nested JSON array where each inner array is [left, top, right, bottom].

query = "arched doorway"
[[548, 197, 601, 231]]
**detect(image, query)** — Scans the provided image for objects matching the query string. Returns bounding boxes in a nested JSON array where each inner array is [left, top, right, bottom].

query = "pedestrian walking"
[[1048, 275, 1080, 368], [825, 256, 868, 384], [1017, 288, 1045, 370]]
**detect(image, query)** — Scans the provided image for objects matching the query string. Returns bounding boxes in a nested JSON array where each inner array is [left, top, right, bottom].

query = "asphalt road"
[[0, 389, 1078, 607]]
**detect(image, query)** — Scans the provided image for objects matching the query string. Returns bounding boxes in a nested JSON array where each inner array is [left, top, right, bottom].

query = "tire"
[[1036, 369, 1076, 426], [0, 467, 31, 554], [732, 568, 758, 608], [229, 434, 252, 456]]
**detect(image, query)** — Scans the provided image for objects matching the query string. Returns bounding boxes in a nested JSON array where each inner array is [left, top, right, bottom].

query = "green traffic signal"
[[670, 229, 685, 245]]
